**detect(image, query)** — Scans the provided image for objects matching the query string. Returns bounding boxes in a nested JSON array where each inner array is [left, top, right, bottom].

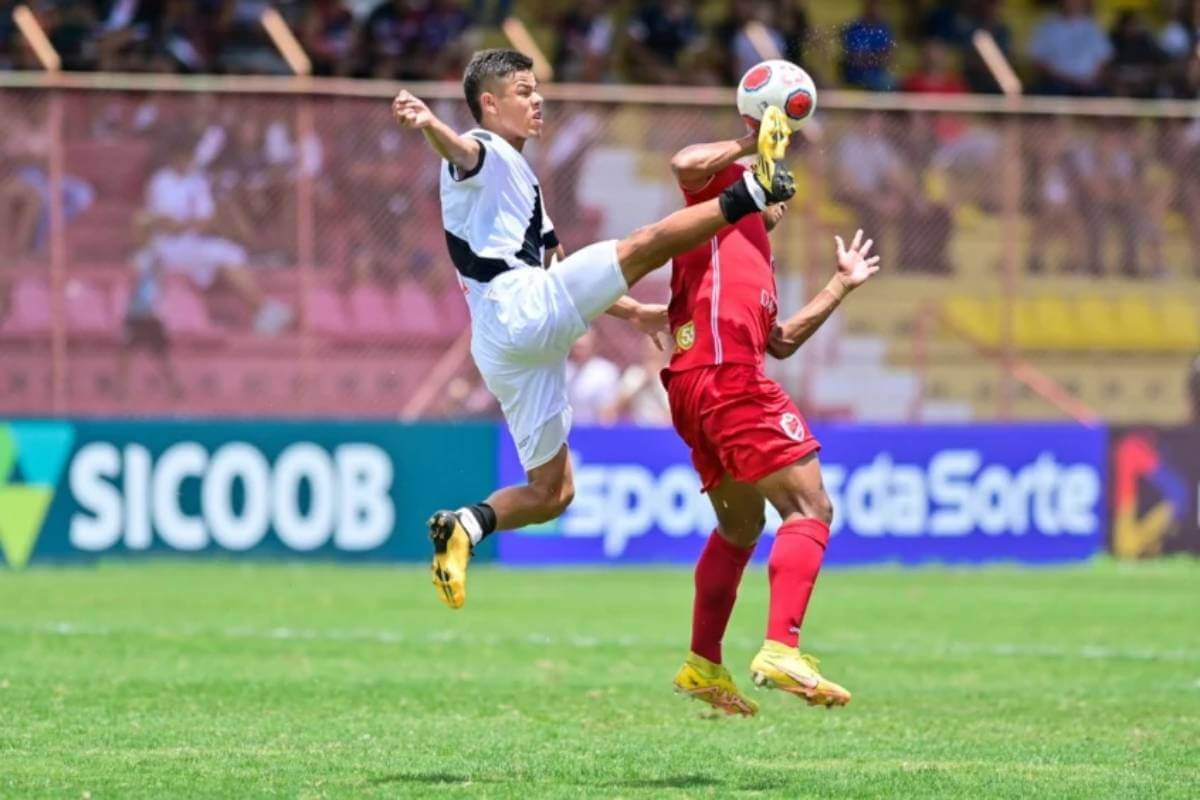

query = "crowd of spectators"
[[0, 1, 1196, 98]]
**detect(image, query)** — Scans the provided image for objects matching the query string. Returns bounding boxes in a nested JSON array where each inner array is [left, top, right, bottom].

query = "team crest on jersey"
[[675, 321, 696, 351], [781, 413, 805, 442]]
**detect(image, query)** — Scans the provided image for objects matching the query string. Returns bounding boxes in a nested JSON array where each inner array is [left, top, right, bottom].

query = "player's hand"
[[392, 90, 434, 130], [632, 303, 669, 351], [762, 202, 788, 232], [834, 229, 881, 290]]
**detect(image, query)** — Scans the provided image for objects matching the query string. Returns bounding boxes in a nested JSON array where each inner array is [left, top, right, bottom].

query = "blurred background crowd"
[[1, 0, 1199, 427], [0, 0, 1196, 97]]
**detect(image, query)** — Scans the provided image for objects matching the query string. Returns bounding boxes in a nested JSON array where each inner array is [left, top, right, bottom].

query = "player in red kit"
[[665, 130, 881, 716]]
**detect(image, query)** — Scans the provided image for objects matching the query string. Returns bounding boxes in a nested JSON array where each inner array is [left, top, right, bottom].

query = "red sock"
[[690, 531, 755, 664], [766, 518, 830, 647]]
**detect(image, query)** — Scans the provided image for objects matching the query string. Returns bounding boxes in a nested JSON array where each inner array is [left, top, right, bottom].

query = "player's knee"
[[804, 490, 834, 527], [531, 475, 574, 522], [551, 480, 575, 518], [718, 514, 765, 548]]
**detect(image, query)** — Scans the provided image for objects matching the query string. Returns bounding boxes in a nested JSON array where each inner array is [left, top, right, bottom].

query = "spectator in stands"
[[138, 141, 291, 334], [553, 0, 615, 83], [1160, 0, 1200, 96], [956, 0, 1015, 94], [97, 0, 213, 74], [903, 39, 967, 95], [1188, 355, 1200, 422], [567, 330, 621, 425], [718, 0, 788, 86], [780, 0, 812, 77], [1068, 122, 1140, 276], [43, 0, 100, 71], [1168, 116, 1200, 276], [903, 40, 1000, 210], [360, 0, 472, 81], [213, 0, 290, 74], [840, 0, 896, 91], [210, 114, 289, 256], [118, 248, 183, 400], [0, 0, 20, 69], [835, 111, 951, 272], [1027, 0, 1112, 96], [0, 106, 94, 258], [1027, 117, 1085, 274], [624, 0, 701, 85], [613, 337, 671, 425], [301, 0, 356, 77], [1108, 10, 1168, 98]]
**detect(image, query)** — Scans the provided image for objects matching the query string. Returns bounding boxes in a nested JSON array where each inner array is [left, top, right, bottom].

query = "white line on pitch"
[[3, 622, 1199, 664]]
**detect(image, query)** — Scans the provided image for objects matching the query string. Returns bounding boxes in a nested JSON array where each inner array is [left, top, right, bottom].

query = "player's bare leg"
[[674, 476, 766, 716], [618, 106, 794, 287], [485, 445, 574, 529], [429, 446, 573, 609], [749, 453, 851, 707]]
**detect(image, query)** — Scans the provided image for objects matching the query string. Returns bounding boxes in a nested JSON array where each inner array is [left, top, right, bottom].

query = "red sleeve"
[[681, 162, 748, 206]]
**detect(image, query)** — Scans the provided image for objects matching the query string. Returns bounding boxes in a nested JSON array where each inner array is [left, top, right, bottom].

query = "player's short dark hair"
[[463, 49, 534, 124]]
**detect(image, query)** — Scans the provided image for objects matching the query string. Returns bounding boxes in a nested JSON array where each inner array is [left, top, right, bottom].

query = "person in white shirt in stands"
[[138, 142, 292, 334], [1027, 0, 1114, 96], [614, 335, 672, 425], [566, 330, 621, 425]]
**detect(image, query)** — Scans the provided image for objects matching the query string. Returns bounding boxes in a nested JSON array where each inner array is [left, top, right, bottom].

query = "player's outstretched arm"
[[768, 229, 881, 360], [607, 296, 669, 351], [392, 90, 481, 175], [670, 133, 758, 192]]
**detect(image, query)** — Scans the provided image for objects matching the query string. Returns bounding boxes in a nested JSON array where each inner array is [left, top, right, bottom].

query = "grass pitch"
[[1, 559, 1197, 798]]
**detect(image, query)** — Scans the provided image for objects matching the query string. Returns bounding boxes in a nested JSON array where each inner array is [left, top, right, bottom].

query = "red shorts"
[[663, 364, 821, 492]]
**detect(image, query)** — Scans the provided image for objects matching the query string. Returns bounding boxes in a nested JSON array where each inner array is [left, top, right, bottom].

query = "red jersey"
[[666, 163, 777, 373]]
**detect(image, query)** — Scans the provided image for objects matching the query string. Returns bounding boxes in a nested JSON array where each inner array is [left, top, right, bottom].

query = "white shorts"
[[151, 233, 248, 289], [468, 240, 626, 471]]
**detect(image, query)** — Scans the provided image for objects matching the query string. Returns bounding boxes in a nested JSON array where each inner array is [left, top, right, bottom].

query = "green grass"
[[1, 559, 1198, 798]]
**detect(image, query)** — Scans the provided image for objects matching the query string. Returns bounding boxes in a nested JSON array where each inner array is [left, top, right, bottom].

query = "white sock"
[[456, 507, 484, 545], [742, 171, 768, 210]]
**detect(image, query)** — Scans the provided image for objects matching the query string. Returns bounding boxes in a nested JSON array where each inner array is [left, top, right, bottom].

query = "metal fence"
[[1, 75, 1198, 423]]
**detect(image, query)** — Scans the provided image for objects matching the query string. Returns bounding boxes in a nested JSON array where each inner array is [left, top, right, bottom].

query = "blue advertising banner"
[[497, 424, 1107, 566], [0, 419, 496, 568]]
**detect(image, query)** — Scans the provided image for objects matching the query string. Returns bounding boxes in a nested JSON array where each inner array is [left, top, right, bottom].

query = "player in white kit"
[[393, 49, 796, 608]]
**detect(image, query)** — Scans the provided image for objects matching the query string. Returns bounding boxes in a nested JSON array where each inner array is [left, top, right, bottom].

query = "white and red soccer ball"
[[736, 59, 817, 132]]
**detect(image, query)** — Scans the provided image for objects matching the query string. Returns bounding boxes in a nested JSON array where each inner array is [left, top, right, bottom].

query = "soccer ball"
[[736, 59, 817, 132]]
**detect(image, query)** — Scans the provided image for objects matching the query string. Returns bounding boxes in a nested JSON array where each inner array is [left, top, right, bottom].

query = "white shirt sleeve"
[[446, 133, 496, 188]]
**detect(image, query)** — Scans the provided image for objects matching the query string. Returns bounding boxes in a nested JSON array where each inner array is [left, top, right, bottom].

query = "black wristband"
[[719, 179, 759, 223]]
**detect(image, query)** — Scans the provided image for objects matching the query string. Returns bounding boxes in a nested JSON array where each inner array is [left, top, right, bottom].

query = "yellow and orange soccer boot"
[[673, 652, 759, 717], [750, 640, 851, 708], [428, 510, 471, 609]]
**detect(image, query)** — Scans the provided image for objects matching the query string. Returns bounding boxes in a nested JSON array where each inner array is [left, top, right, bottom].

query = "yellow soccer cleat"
[[750, 640, 852, 708], [673, 652, 759, 717], [752, 105, 793, 197], [429, 510, 472, 609]]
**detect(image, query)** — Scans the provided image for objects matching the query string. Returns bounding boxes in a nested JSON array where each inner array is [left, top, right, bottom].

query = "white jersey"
[[436, 127, 627, 472], [439, 128, 558, 293]]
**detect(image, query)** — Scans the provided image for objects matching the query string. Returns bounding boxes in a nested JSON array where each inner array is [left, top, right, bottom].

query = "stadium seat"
[[64, 278, 117, 339], [1112, 295, 1165, 352], [160, 278, 220, 341], [1073, 295, 1122, 351], [942, 295, 1000, 347], [1160, 296, 1200, 352], [0, 278, 52, 337], [348, 284, 399, 339], [1024, 295, 1079, 351], [393, 280, 444, 341], [305, 284, 352, 336]]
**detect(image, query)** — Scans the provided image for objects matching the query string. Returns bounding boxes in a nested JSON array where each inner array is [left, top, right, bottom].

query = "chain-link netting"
[[1, 86, 1198, 423]]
